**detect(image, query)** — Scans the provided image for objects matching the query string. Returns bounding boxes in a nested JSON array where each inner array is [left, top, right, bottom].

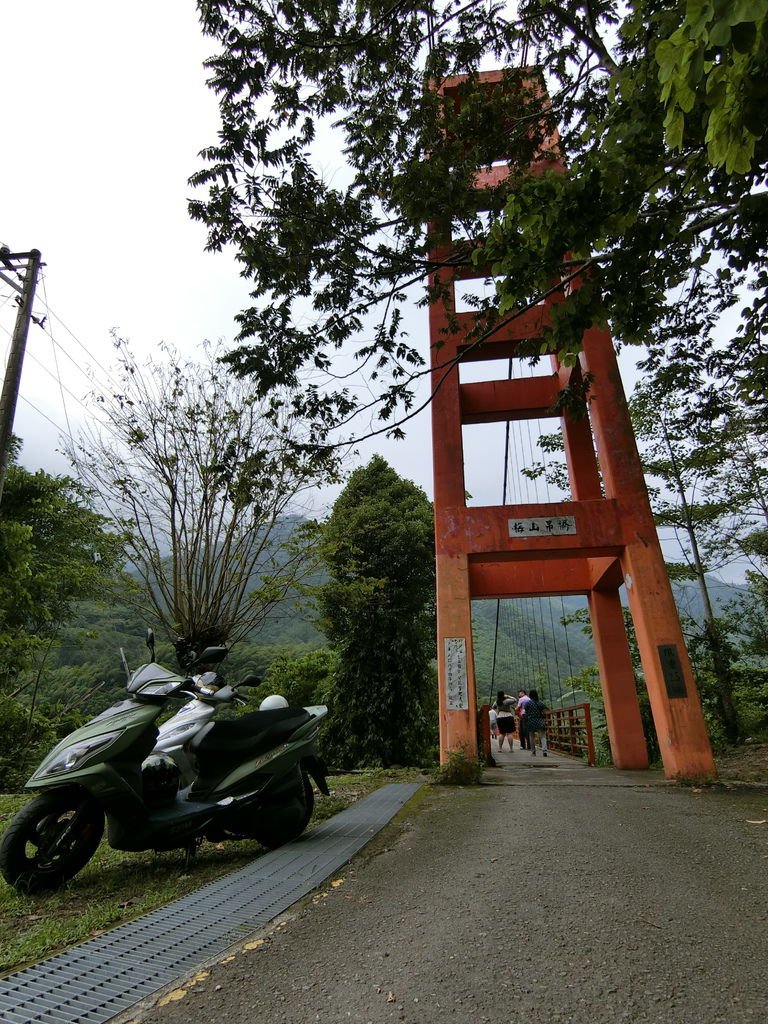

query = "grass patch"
[[0, 770, 417, 975]]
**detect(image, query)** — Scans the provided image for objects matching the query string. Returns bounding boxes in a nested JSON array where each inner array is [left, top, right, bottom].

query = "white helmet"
[[259, 694, 289, 710]]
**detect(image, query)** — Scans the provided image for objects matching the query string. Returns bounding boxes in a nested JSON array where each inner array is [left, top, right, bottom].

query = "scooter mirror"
[[238, 675, 261, 688], [190, 646, 228, 668]]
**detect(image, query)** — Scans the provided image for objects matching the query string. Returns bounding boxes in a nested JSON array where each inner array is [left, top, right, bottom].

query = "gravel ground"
[[125, 759, 768, 1024], [715, 742, 768, 784]]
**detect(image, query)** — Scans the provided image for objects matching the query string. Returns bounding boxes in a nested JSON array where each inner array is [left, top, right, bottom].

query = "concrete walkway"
[[488, 741, 659, 785], [488, 739, 595, 775], [124, 754, 768, 1024]]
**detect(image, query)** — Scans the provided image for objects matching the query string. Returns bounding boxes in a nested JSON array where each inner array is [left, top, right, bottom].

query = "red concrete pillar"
[[558, 363, 603, 503], [429, 254, 479, 761], [587, 588, 649, 769], [581, 327, 716, 779], [434, 553, 479, 759], [562, 364, 648, 767], [621, 545, 715, 778]]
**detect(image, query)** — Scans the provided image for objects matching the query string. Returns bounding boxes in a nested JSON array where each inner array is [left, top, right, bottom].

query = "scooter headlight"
[[139, 680, 185, 697], [40, 730, 121, 776]]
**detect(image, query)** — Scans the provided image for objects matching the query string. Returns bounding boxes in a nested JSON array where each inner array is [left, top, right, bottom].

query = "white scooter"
[[153, 669, 262, 785], [140, 631, 297, 787]]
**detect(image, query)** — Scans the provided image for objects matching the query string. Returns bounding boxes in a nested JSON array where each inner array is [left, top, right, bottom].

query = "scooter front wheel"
[[0, 790, 105, 893]]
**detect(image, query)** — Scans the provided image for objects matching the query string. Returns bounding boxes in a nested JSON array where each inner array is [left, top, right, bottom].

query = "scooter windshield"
[[127, 662, 186, 697]]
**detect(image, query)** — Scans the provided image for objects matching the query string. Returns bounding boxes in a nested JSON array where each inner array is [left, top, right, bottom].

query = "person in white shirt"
[[516, 689, 531, 750]]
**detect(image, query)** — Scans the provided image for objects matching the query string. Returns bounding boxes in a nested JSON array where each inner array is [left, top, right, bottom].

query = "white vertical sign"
[[444, 637, 469, 710]]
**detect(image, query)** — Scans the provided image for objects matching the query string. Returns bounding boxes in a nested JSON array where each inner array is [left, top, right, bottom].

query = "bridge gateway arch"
[[428, 70, 715, 781]]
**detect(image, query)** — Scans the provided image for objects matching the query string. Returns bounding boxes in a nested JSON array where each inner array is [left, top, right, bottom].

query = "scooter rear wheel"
[[250, 770, 314, 850], [0, 790, 105, 893]]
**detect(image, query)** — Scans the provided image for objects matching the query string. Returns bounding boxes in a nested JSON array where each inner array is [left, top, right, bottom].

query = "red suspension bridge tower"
[[428, 71, 715, 780]]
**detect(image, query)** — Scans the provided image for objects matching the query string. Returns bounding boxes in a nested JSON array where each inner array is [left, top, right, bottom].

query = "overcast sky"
[[1, 5, 240, 456], [0, 0, 447, 509], [0, 2, 633, 497], [3, 2, 744, 587], [0, 1, 599, 510]]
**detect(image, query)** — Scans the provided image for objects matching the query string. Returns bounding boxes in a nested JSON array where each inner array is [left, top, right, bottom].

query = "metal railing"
[[545, 703, 596, 765]]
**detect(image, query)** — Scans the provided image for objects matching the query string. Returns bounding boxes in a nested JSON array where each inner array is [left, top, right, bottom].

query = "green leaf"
[[708, 20, 732, 46], [665, 107, 685, 149], [727, 0, 768, 26]]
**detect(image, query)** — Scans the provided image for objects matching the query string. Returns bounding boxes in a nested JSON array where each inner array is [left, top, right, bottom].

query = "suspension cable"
[[546, 596, 566, 709]]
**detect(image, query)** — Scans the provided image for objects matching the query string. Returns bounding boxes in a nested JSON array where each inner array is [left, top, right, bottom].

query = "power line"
[[21, 349, 92, 418], [547, 596, 566, 708], [0, 308, 104, 448], [33, 270, 126, 395], [0, 298, 91, 390], [17, 393, 69, 435], [0, 265, 140, 460], [41, 273, 76, 445]]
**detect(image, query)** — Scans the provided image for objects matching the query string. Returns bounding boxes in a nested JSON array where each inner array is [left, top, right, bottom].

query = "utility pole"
[[0, 248, 42, 506]]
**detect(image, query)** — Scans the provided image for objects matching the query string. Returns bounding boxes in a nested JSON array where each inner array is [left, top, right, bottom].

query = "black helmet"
[[141, 754, 180, 808]]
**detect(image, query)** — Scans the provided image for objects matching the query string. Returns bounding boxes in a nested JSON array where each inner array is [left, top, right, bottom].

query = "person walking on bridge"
[[516, 688, 530, 750], [526, 688, 548, 757], [493, 690, 516, 752]]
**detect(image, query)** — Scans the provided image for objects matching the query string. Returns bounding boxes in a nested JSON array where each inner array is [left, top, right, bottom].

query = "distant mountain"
[[471, 595, 594, 702], [39, 506, 746, 718], [670, 576, 747, 624], [469, 575, 747, 703]]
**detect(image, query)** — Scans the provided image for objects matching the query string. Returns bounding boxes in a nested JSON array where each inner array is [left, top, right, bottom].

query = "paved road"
[[125, 752, 768, 1024]]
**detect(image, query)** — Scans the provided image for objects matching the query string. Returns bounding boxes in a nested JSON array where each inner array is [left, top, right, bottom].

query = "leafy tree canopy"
[[192, 0, 768, 445], [67, 339, 342, 654], [0, 452, 125, 692]]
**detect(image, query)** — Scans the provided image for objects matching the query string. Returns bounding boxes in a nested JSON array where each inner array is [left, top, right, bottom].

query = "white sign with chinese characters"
[[508, 515, 577, 538], [444, 637, 469, 710]]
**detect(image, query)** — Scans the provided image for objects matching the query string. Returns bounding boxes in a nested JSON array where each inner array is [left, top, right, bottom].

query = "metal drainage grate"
[[0, 782, 421, 1024]]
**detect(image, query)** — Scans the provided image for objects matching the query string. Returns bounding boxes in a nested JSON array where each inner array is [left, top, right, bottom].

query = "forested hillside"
[[471, 596, 595, 701], [22, 564, 746, 720], [31, 592, 323, 716]]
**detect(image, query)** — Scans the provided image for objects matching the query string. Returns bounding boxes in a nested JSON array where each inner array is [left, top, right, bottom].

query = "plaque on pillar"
[[658, 644, 687, 698], [444, 637, 469, 710], [507, 515, 576, 538]]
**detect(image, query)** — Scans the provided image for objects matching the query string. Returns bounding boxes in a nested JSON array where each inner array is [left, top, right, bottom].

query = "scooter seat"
[[188, 706, 312, 760]]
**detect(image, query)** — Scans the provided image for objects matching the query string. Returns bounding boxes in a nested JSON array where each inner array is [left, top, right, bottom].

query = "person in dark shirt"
[[526, 688, 548, 757]]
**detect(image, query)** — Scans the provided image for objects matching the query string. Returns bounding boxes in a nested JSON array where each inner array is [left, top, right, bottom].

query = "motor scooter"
[[154, 668, 261, 785], [0, 640, 328, 893]]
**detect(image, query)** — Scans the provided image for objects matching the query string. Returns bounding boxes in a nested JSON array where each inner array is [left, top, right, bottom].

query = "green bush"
[[0, 696, 59, 792], [260, 647, 336, 708], [733, 666, 768, 740], [433, 747, 483, 786]]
